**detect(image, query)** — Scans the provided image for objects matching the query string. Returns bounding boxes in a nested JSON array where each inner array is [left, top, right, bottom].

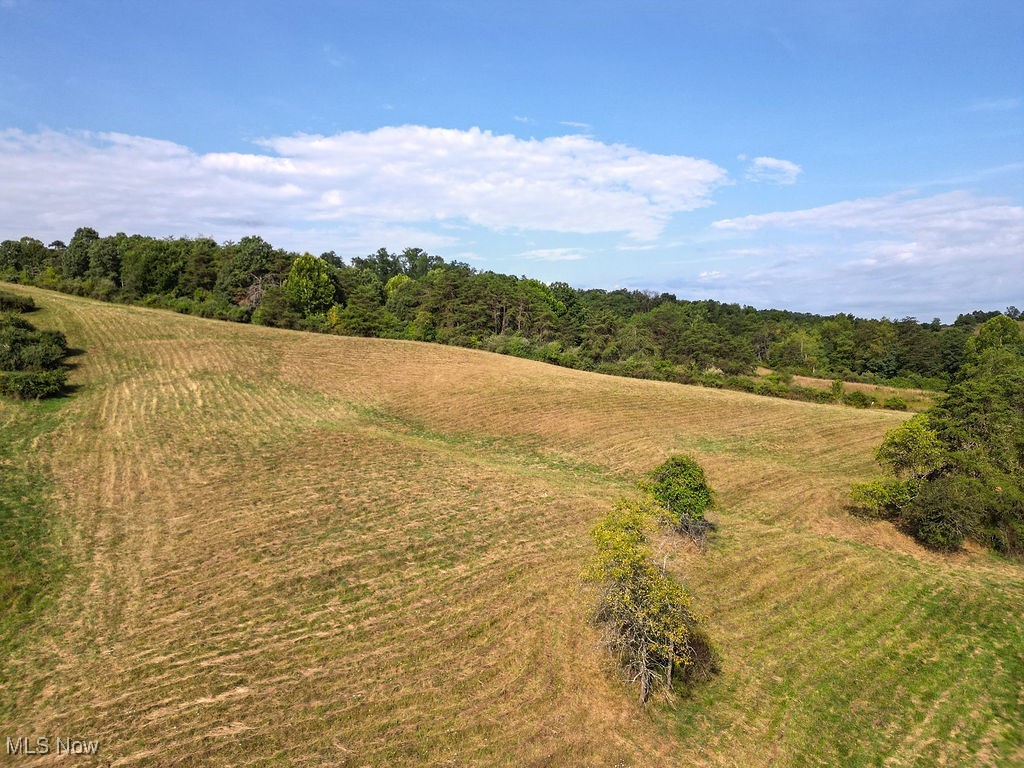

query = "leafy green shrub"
[[641, 455, 716, 546], [496, 334, 535, 359], [537, 340, 563, 364], [0, 290, 35, 312], [723, 375, 757, 393], [842, 390, 874, 408], [81, 276, 119, 302], [789, 385, 837, 404], [16, 337, 67, 371], [905, 476, 980, 551], [883, 396, 908, 410], [0, 369, 67, 398], [0, 311, 34, 331], [586, 497, 718, 703], [0, 313, 69, 371], [252, 285, 300, 328], [884, 374, 947, 392], [753, 378, 789, 398], [764, 370, 793, 385], [0, 313, 72, 399], [668, 367, 699, 385], [850, 477, 920, 518], [600, 355, 670, 381], [976, 481, 1024, 555]]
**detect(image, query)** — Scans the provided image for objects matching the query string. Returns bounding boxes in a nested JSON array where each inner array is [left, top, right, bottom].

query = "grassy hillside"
[[2, 284, 1021, 767]]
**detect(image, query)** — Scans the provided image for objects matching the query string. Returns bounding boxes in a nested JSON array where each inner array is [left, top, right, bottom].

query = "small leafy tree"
[[641, 455, 716, 547], [252, 285, 300, 328], [586, 455, 720, 704], [586, 498, 718, 703], [873, 415, 946, 481], [283, 254, 335, 317]]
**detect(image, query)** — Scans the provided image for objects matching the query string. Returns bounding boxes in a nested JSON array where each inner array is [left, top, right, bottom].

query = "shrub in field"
[[0, 369, 68, 399], [0, 311, 34, 331], [586, 457, 719, 704], [850, 477, 920, 518], [0, 290, 35, 312], [904, 476, 979, 551], [843, 390, 874, 408], [0, 306, 72, 399], [883, 396, 908, 410], [641, 454, 716, 547], [0, 319, 68, 372]]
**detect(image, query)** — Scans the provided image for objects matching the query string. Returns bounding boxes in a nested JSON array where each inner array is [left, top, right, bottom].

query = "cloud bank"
[[714, 189, 1023, 253], [707, 190, 1024, 318], [0, 126, 727, 248]]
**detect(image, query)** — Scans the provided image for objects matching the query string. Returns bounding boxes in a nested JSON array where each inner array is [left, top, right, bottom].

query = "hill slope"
[[2, 285, 1021, 767]]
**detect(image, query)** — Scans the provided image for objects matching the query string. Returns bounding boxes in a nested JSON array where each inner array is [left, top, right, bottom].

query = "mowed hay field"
[[2, 285, 1021, 767]]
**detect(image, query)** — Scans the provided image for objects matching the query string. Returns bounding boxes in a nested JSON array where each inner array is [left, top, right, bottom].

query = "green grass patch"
[[657, 529, 1024, 766], [0, 398, 69, 664]]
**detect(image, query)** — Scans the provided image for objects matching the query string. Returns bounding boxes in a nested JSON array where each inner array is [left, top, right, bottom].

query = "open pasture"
[[2, 285, 1020, 766]]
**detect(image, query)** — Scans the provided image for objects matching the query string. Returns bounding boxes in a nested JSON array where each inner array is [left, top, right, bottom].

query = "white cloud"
[[559, 121, 592, 131], [745, 156, 802, 185], [706, 190, 1024, 319], [520, 247, 586, 261], [0, 126, 727, 247], [713, 190, 1023, 241], [697, 270, 724, 281]]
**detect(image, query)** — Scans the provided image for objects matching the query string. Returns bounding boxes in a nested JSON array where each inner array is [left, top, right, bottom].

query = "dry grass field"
[[1, 284, 1021, 767], [755, 367, 940, 412], [789, 375, 939, 412]]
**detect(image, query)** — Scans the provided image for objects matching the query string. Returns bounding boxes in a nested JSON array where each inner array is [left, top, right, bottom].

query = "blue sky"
[[1, 0, 1021, 320]]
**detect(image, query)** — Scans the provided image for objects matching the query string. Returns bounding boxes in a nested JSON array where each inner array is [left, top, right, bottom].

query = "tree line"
[[2, 228, 1019, 398], [852, 315, 1024, 557]]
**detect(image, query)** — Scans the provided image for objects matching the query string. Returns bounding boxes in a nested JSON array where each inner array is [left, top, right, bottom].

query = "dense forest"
[[2, 228, 1019, 399]]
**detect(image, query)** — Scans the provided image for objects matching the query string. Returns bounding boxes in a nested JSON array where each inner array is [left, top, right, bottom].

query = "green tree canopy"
[[62, 227, 98, 279], [283, 254, 335, 317], [853, 316, 1024, 555]]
